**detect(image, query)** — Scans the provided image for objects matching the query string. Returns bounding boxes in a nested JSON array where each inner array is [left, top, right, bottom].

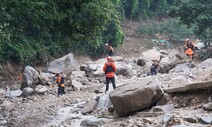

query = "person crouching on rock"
[[150, 61, 159, 75], [103, 56, 116, 92], [55, 73, 65, 96]]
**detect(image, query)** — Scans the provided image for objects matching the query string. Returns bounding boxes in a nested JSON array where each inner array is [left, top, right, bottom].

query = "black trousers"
[[108, 51, 113, 56], [58, 87, 65, 96], [106, 77, 116, 91], [150, 68, 157, 75]]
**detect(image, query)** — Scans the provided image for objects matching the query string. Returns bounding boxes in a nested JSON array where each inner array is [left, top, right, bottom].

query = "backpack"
[[105, 64, 114, 74]]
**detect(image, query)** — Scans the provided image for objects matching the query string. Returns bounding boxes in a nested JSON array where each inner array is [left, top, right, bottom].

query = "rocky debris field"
[[0, 49, 212, 127]]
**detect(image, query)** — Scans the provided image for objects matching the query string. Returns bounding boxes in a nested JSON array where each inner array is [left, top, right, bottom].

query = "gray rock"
[[158, 56, 177, 73], [169, 63, 191, 74], [164, 80, 212, 93], [97, 93, 112, 109], [143, 62, 153, 73], [80, 64, 87, 71], [156, 94, 170, 105], [109, 77, 164, 116], [22, 87, 34, 96], [95, 56, 124, 64], [137, 57, 151, 66], [81, 100, 97, 115], [197, 58, 212, 69], [163, 113, 173, 123], [35, 85, 48, 94], [0, 89, 5, 97], [152, 104, 174, 113], [115, 62, 134, 78], [80, 118, 106, 126], [21, 66, 39, 89], [183, 115, 197, 123], [39, 73, 54, 85], [168, 76, 189, 87], [203, 102, 212, 111], [71, 80, 83, 91], [81, 85, 101, 93], [198, 115, 212, 124], [142, 48, 161, 61], [5, 90, 22, 97], [85, 64, 102, 77], [175, 52, 188, 60], [47, 53, 78, 74], [172, 125, 192, 127], [0, 119, 7, 125]]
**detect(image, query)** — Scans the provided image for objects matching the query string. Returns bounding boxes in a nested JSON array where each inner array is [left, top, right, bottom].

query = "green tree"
[[169, 0, 212, 43], [0, 0, 124, 64]]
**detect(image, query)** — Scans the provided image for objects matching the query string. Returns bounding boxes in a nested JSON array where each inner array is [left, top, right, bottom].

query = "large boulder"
[[21, 66, 39, 89], [143, 62, 152, 74], [115, 62, 135, 78], [85, 63, 102, 77], [137, 57, 152, 66], [109, 78, 164, 116], [158, 56, 177, 73], [47, 53, 78, 74], [39, 73, 55, 85], [164, 80, 212, 93], [142, 48, 161, 61]]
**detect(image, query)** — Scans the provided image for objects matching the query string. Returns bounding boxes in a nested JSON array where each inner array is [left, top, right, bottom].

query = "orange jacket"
[[103, 62, 116, 78], [56, 76, 65, 87], [185, 48, 194, 56]]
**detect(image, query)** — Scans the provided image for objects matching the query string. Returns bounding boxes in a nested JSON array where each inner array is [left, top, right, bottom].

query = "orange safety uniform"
[[103, 62, 116, 78], [185, 48, 194, 59], [56, 76, 65, 87]]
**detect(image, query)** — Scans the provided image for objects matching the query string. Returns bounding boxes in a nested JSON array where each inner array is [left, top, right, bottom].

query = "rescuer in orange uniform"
[[103, 56, 116, 92]]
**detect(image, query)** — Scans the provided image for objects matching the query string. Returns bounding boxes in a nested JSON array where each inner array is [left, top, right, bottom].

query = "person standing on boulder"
[[55, 73, 65, 96], [103, 56, 116, 92], [104, 43, 114, 56], [184, 39, 195, 59]]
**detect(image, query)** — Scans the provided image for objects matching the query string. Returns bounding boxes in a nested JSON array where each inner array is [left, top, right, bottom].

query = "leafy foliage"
[[169, 0, 212, 42], [115, 0, 174, 20], [0, 0, 124, 64], [137, 18, 194, 39]]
